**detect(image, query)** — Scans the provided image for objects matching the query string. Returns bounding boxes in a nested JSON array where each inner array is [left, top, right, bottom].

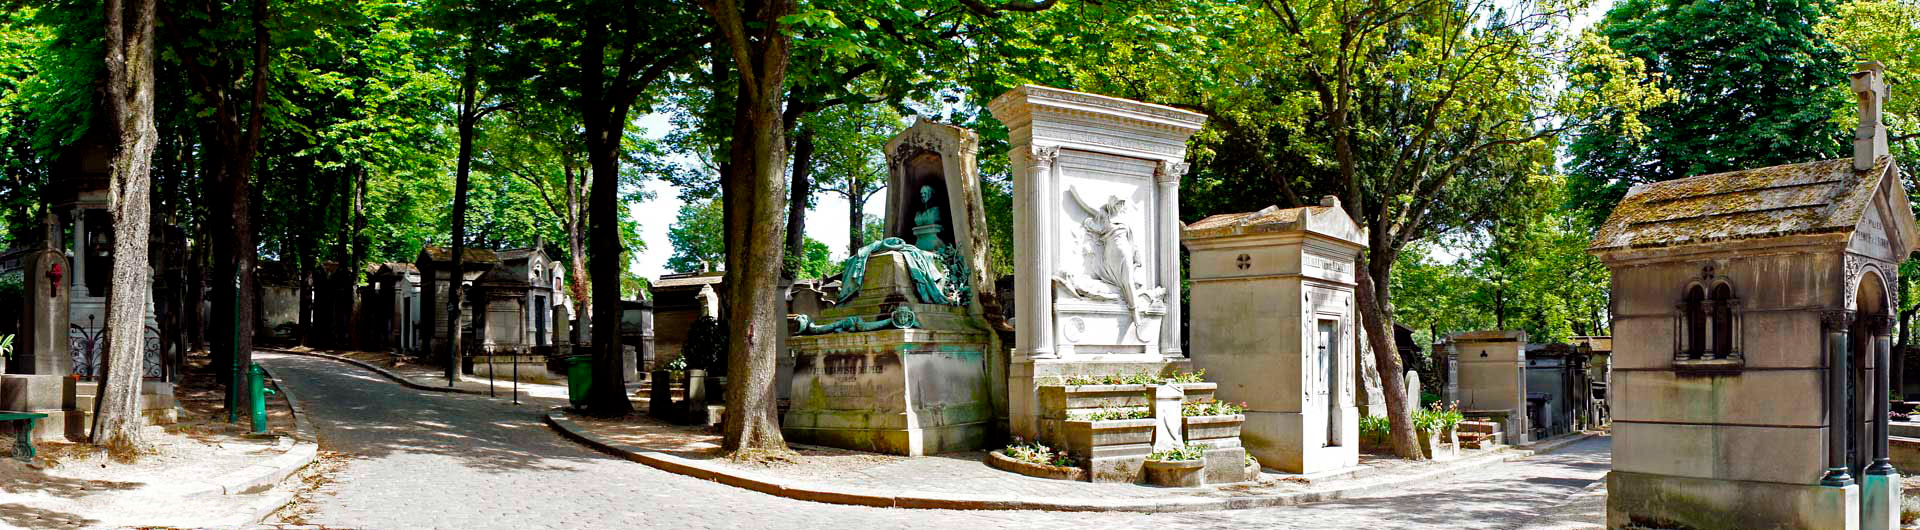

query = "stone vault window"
[[1674, 277, 1742, 372]]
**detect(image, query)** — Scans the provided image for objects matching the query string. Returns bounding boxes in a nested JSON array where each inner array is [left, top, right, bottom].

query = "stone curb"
[[544, 411, 1591, 513], [196, 359, 323, 529], [262, 347, 527, 400]]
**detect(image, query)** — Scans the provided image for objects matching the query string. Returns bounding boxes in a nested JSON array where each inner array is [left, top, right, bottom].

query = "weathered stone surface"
[[1607, 470, 1857, 530], [1183, 201, 1364, 474]]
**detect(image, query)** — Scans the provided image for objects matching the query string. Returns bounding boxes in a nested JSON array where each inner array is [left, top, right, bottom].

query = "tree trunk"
[[566, 165, 590, 308], [446, 47, 480, 385], [1357, 249, 1424, 460], [579, 12, 634, 417], [846, 178, 865, 257], [95, 0, 158, 454], [782, 127, 813, 278], [708, 0, 796, 454]]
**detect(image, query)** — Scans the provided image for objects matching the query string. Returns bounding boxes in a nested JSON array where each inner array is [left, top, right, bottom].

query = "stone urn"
[[1143, 458, 1205, 487]]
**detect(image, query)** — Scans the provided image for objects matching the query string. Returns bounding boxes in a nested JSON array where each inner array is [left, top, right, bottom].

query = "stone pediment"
[[1183, 204, 1367, 248], [1590, 155, 1918, 258]]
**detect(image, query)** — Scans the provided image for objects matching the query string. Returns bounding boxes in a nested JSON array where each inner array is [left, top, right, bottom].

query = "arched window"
[[1711, 283, 1735, 359], [1684, 285, 1707, 360]]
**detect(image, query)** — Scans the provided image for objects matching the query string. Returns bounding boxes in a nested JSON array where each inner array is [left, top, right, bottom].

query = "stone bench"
[[0, 410, 50, 462]]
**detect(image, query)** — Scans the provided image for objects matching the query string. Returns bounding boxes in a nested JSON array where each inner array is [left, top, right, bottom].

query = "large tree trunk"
[[95, 0, 158, 454], [1357, 248, 1424, 460], [708, 0, 795, 454], [578, 12, 634, 417], [566, 165, 590, 308], [782, 127, 813, 278]]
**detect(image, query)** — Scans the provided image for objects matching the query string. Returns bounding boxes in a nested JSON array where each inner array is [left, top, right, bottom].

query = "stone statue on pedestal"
[[911, 185, 943, 252]]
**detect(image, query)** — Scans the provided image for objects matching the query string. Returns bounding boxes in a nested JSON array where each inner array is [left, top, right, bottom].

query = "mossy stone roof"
[[1590, 156, 1898, 252]]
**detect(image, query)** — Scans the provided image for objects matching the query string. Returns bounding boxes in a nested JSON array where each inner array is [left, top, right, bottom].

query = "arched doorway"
[[1851, 270, 1891, 477]]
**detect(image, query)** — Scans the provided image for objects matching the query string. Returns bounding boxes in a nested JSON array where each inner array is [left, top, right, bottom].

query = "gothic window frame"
[[1673, 266, 1744, 373]]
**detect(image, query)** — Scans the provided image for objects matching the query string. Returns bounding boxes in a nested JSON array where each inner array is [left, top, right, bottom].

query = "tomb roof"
[[1183, 202, 1366, 247], [1449, 330, 1526, 342], [417, 246, 500, 265], [1591, 155, 1913, 253], [653, 272, 726, 289]]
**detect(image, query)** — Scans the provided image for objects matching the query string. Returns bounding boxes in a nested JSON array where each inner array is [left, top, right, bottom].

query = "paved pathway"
[[257, 352, 1609, 530]]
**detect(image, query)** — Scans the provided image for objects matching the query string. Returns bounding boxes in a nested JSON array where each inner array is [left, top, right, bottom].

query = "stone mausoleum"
[[1592, 62, 1912, 530], [988, 85, 1207, 442], [1182, 198, 1366, 473]]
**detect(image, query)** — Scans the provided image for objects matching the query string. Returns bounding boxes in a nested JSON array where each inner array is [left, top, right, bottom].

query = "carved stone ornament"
[[1844, 254, 1864, 311], [1865, 314, 1897, 336], [1054, 187, 1165, 318], [1029, 145, 1060, 170], [1822, 309, 1857, 330], [889, 131, 945, 170], [1154, 160, 1191, 183]]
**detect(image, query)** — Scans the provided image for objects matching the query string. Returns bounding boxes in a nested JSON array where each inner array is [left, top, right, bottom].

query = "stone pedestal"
[[988, 85, 1207, 442], [0, 375, 79, 442], [783, 252, 993, 456], [1182, 202, 1366, 474]]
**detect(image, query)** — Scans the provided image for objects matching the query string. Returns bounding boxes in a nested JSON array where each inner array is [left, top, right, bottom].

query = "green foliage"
[[667, 199, 726, 274], [1359, 415, 1391, 438], [785, 238, 840, 281], [1074, 407, 1151, 421], [0, 334, 12, 360], [1056, 370, 1206, 386], [1003, 439, 1077, 468], [1181, 399, 1244, 417], [1568, 0, 1852, 222], [1819, 0, 1920, 164], [1146, 443, 1206, 462], [1412, 402, 1465, 432], [683, 315, 728, 374]]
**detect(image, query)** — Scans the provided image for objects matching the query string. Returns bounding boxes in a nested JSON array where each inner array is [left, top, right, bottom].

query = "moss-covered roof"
[[416, 246, 500, 265], [1183, 203, 1366, 247], [1590, 156, 1895, 251]]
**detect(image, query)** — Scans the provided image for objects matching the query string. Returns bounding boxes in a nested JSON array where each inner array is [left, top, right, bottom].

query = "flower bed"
[[987, 441, 1088, 481]]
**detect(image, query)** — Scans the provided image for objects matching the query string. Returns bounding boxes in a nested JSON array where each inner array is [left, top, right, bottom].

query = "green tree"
[[808, 102, 897, 256], [1568, 0, 1852, 221], [786, 237, 839, 280], [667, 198, 725, 274]]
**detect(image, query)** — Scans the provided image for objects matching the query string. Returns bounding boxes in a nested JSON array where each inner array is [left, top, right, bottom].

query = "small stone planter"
[[986, 450, 1088, 481], [1418, 426, 1460, 460], [1143, 458, 1206, 487], [1182, 414, 1245, 445], [1063, 418, 1156, 483]]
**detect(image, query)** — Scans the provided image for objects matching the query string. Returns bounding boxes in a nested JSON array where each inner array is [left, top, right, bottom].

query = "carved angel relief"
[[1053, 186, 1166, 329]]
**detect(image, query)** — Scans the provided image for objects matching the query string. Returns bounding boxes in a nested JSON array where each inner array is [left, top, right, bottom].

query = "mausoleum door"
[[1318, 319, 1342, 447]]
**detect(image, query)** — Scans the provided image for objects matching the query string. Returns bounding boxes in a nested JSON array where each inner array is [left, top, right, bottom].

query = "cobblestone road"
[[258, 353, 1609, 530]]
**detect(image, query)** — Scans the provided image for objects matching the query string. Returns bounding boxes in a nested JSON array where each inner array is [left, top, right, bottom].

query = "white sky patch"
[[630, 113, 886, 280]]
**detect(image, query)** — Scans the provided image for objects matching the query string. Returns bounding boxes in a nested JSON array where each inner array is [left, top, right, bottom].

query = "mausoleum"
[[1591, 62, 1913, 530]]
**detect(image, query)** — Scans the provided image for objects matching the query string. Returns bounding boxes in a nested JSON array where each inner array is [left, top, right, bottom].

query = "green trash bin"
[[564, 355, 593, 409]]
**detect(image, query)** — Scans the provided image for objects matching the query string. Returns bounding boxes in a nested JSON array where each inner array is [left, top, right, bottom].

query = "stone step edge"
[[262, 348, 529, 401], [544, 411, 1590, 513]]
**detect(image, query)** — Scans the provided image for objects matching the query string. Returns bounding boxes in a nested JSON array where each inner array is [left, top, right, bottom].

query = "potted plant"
[[1143, 443, 1208, 487]]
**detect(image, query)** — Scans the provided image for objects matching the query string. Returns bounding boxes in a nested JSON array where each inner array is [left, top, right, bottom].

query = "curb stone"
[[181, 358, 322, 528], [543, 411, 1595, 513], [263, 348, 529, 401]]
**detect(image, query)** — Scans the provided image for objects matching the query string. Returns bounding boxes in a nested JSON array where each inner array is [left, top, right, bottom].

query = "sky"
[[629, 112, 887, 280]]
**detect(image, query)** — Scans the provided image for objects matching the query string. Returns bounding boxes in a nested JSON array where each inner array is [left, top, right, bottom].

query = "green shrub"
[[1055, 370, 1208, 386], [1147, 443, 1206, 462], [1359, 415, 1391, 437], [1412, 401, 1465, 432]]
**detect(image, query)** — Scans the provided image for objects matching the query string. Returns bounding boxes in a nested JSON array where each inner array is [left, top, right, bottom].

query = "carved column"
[[1823, 309, 1857, 487], [1016, 146, 1059, 359], [1869, 313, 1898, 476], [1155, 160, 1188, 359]]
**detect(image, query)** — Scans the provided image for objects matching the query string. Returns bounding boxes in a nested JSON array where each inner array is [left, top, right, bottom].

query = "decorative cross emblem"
[[1236, 254, 1251, 270]]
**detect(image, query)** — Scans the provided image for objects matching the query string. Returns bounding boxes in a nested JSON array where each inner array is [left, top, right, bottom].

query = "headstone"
[[1182, 201, 1365, 473], [0, 216, 79, 441], [989, 85, 1207, 442], [1404, 371, 1421, 414]]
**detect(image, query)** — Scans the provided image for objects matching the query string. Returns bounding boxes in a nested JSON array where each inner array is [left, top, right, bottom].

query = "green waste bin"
[[564, 355, 593, 409]]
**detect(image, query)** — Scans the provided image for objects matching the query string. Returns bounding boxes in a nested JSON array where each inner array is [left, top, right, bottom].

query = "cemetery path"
[[256, 352, 1609, 530]]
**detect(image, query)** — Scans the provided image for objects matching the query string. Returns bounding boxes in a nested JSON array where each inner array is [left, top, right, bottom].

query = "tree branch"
[[956, 0, 1059, 18]]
